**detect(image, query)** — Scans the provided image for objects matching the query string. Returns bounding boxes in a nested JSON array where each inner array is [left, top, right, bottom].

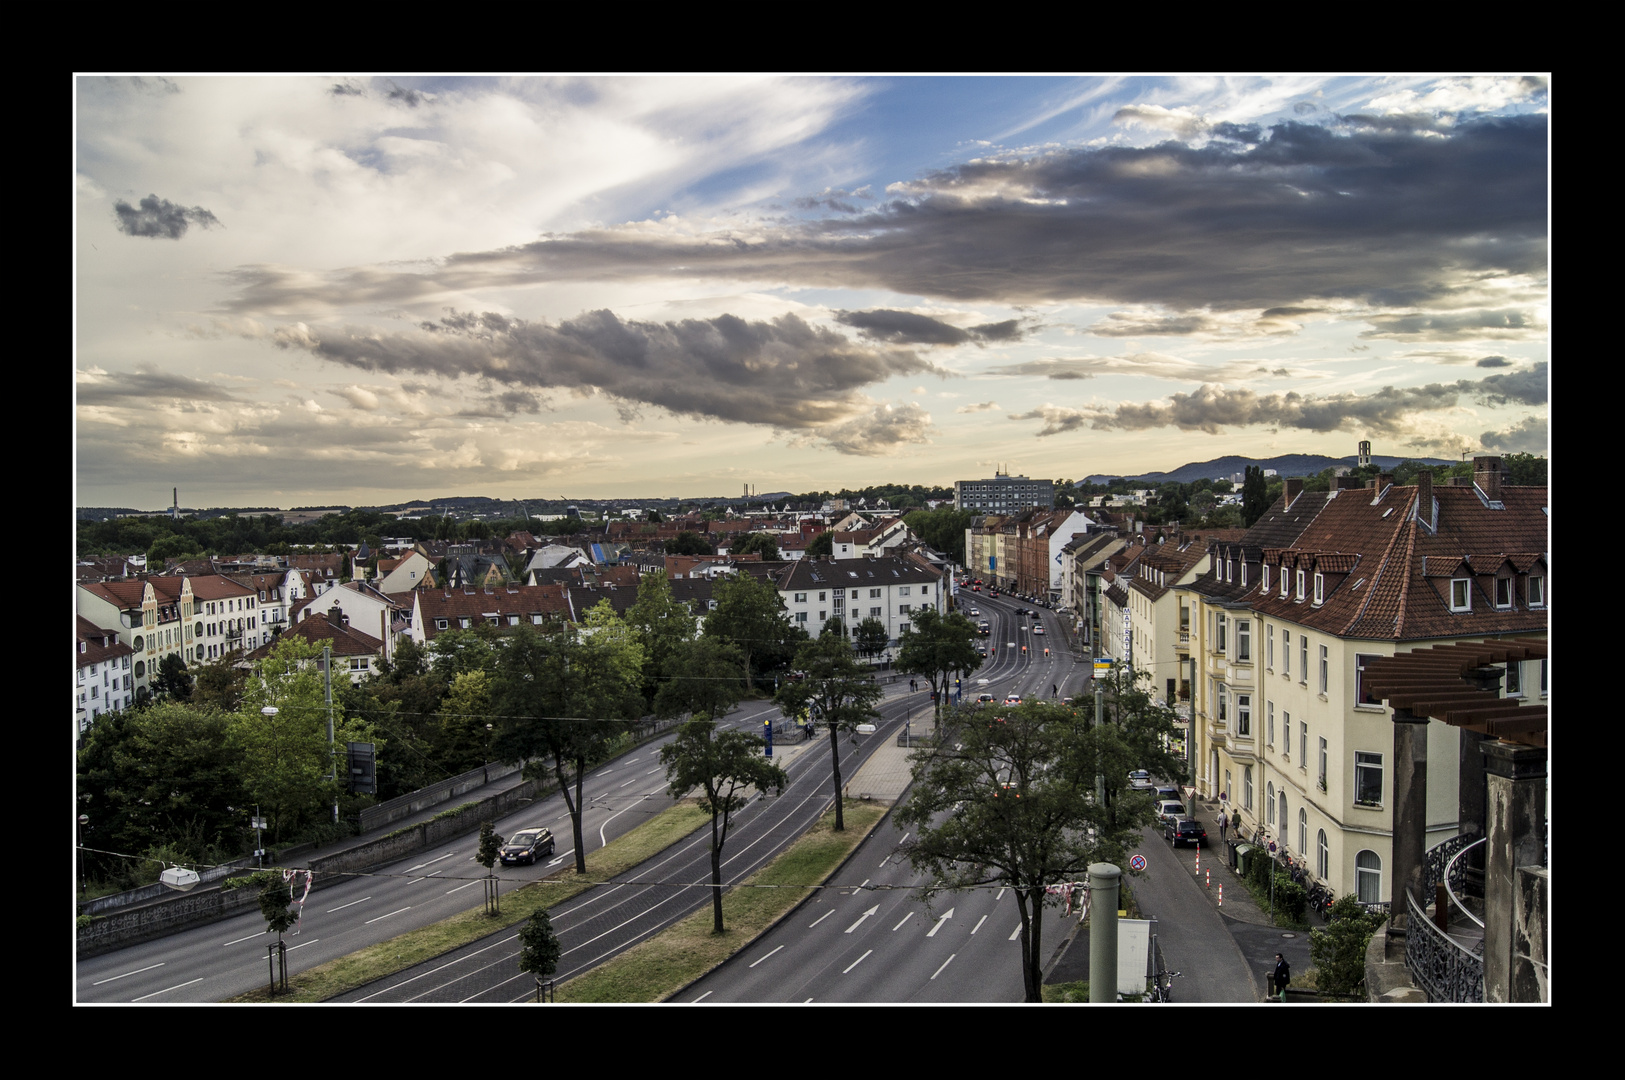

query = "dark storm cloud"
[[1017, 365, 1547, 438], [1475, 355, 1513, 368], [1359, 308, 1542, 341], [833, 309, 1028, 346], [330, 81, 365, 97], [385, 81, 426, 108], [113, 194, 222, 240], [226, 115, 1547, 319], [1479, 414, 1548, 453], [273, 309, 946, 432], [77, 367, 237, 405]]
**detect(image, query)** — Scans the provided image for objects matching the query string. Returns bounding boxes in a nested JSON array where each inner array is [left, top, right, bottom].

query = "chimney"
[[1474, 455, 1503, 502], [1416, 470, 1433, 526], [326, 603, 346, 628], [1335, 475, 1363, 490], [1285, 477, 1304, 507]]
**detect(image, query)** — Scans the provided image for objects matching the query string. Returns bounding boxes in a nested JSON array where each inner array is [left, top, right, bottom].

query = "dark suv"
[[500, 828, 556, 866], [1165, 818, 1207, 848]]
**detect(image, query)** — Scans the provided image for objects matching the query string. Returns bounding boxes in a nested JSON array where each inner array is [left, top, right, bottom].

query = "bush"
[[1271, 875, 1307, 923], [1309, 895, 1387, 998]]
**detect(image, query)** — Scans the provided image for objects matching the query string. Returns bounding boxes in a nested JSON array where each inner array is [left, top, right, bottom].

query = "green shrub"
[[1309, 895, 1387, 998], [1271, 875, 1307, 923]]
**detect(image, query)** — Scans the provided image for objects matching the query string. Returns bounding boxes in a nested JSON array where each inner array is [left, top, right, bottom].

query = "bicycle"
[[1146, 967, 1183, 1002]]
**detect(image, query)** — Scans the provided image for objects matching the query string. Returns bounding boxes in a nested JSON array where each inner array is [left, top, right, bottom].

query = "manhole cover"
[[1281, 932, 1297, 938]]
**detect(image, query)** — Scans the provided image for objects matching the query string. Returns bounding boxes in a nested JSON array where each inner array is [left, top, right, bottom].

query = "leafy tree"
[[626, 570, 698, 711], [774, 633, 882, 831], [1309, 896, 1387, 998], [518, 908, 562, 994], [901, 507, 975, 564], [491, 607, 644, 873], [259, 873, 300, 938], [659, 718, 787, 933], [191, 657, 248, 711], [668, 530, 715, 556], [1243, 465, 1270, 528], [1503, 452, 1546, 487], [895, 607, 984, 719], [477, 819, 504, 915], [1087, 666, 1189, 834], [428, 626, 502, 684], [153, 653, 194, 702], [732, 532, 781, 559], [703, 573, 801, 693], [899, 700, 1122, 1002], [653, 637, 745, 723], [804, 531, 833, 559], [855, 617, 890, 659], [436, 670, 494, 776]]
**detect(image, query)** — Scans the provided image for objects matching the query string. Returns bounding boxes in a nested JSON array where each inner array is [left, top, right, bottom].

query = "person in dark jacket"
[[1272, 954, 1291, 1001]]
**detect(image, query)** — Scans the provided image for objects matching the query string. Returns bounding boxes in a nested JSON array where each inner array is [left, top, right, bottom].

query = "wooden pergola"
[[1362, 638, 1547, 746]]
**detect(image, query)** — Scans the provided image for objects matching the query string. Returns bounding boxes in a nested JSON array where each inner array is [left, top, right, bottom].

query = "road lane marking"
[[971, 915, 988, 935], [809, 910, 834, 928], [619, 778, 638, 788], [132, 977, 202, 1001], [892, 911, 915, 931], [843, 950, 872, 974], [93, 962, 163, 985], [366, 906, 412, 924], [405, 851, 458, 872], [446, 880, 480, 893], [748, 945, 784, 968], [996, 888, 1007, 900], [926, 908, 955, 937], [222, 932, 265, 946], [1008, 924, 1022, 940], [326, 896, 371, 913], [287, 938, 320, 951], [692, 991, 712, 1002], [845, 906, 879, 933], [931, 954, 957, 980]]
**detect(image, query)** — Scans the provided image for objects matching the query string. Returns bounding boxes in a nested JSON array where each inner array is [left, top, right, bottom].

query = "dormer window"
[[1528, 575, 1545, 608], [1450, 578, 1472, 612], [1295, 570, 1306, 601], [1240, 562, 1247, 588], [1280, 569, 1290, 598], [1313, 572, 1325, 605], [1495, 577, 1513, 609], [1261, 565, 1271, 593], [1225, 559, 1233, 583]]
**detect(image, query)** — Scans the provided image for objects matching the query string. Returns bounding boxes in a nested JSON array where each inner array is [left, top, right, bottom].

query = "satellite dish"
[[160, 865, 201, 892]]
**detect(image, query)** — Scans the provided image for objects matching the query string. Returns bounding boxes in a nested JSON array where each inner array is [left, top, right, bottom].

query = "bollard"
[[1195, 847, 1200, 872], [1205, 869, 1211, 889], [1218, 883, 1223, 907]]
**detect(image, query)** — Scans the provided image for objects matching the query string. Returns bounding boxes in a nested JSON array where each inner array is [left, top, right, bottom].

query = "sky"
[[74, 75, 1549, 509]]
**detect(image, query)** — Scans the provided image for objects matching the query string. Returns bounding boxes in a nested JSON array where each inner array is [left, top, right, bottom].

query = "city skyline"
[[76, 75, 1549, 508]]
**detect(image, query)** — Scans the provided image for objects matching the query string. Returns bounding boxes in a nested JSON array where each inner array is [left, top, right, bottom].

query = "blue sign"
[[763, 717, 773, 757]]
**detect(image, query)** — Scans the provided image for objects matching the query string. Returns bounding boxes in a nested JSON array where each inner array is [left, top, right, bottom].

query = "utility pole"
[[324, 645, 338, 824]]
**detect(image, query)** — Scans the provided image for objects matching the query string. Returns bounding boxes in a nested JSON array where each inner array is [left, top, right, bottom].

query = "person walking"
[[1272, 954, 1291, 1002], [1218, 808, 1229, 840]]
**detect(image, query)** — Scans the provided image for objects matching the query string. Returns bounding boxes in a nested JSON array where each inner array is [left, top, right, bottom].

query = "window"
[[1313, 572, 1324, 605], [898, 603, 911, 614], [1317, 830, 1329, 879], [794, 592, 807, 603], [1318, 645, 1329, 694], [795, 612, 809, 624], [1528, 575, 1544, 608], [1450, 578, 1471, 612], [1355, 751, 1383, 805], [1240, 561, 1247, 587], [1266, 781, 1275, 824], [1244, 766, 1253, 810], [436, 618, 449, 630], [1354, 653, 1384, 706], [1267, 701, 1275, 746], [1236, 694, 1251, 736], [899, 586, 910, 596], [850, 590, 859, 599], [1505, 661, 1522, 696], [1300, 721, 1308, 766], [1495, 577, 1513, 609], [898, 622, 910, 635], [1216, 683, 1228, 722], [818, 611, 826, 623], [460, 618, 472, 629], [1282, 631, 1290, 677], [870, 607, 882, 617], [1356, 850, 1383, 904], [1237, 620, 1251, 661], [1540, 658, 1548, 695], [1278, 792, 1288, 845], [1317, 737, 1328, 789], [1216, 613, 1227, 653], [870, 588, 882, 598], [1296, 569, 1306, 600], [1262, 564, 1271, 593], [1267, 626, 1275, 669], [1300, 635, 1308, 683]]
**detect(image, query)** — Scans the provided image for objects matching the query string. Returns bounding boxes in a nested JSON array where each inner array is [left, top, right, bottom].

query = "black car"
[[500, 827, 556, 866], [1165, 818, 1207, 848]]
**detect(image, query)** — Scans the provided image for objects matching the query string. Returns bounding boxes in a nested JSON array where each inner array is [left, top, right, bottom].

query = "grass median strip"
[[231, 802, 711, 1002], [555, 798, 887, 1003]]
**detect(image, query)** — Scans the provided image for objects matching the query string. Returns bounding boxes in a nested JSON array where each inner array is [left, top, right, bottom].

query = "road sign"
[[1129, 854, 1147, 871]]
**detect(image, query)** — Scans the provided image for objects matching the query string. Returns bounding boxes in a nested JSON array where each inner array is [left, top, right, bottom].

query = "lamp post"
[[77, 814, 89, 903], [484, 722, 494, 784]]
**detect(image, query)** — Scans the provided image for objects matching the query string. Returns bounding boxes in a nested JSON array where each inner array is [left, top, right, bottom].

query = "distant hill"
[[1082, 453, 1453, 486]]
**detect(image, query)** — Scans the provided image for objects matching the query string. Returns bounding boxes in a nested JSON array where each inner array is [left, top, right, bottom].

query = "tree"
[[626, 570, 698, 711], [1086, 665, 1189, 836], [732, 532, 781, 559], [517, 908, 562, 999], [653, 637, 745, 723], [804, 530, 833, 559], [899, 700, 1119, 1002], [668, 530, 715, 556], [1243, 465, 1270, 527], [1309, 896, 1387, 998], [703, 572, 801, 693], [659, 718, 787, 933], [895, 607, 984, 719], [191, 657, 248, 711], [855, 617, 889, 659], [774, 633, 882, 831], [477, 819, 504, 916], [153, 653, 194, 702], [491, 609, 644, 874]]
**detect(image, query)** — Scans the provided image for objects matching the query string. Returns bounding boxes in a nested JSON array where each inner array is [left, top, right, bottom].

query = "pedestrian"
[[1052, 683, 1058, 697], [1218, 809, 1228, 839], [1272, 953, 1291, 1001]]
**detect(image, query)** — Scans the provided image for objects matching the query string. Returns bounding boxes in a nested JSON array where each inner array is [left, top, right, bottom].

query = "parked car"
[[1153, 784, 1181, 803], [500, 827, 556, 866], [1154, 799, 1187, 825], [1127, 770, 1155, 793], [1165, 818, 1207, 848]]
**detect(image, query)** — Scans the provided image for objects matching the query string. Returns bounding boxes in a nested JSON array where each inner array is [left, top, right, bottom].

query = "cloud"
[[76, 366, 238, 405], [224, 114, 1548, 325], [1475, 355, 1514, 368], [272, 308, 947, 434], [1479, 414, 1548, 453], [955, 401, 1001, 413], [1014, 365, 1547, 438], [1359, 308, 1544, 341], [988, 352, 1315, 384], [833, 308, 1027, 347], [814, 401, 935, 456], [112, 194, 222, 240]]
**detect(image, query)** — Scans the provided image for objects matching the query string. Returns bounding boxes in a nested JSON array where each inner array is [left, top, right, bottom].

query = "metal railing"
[[1405, 886, 1483, 1002]]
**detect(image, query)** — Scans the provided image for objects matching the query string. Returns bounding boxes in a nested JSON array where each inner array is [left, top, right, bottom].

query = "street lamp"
[[484, 722, 494, 784], [77, 814, 89, 903]]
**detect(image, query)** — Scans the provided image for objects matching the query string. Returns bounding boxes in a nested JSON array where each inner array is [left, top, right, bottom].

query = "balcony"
[[1404, 834, 1486, 1002]]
